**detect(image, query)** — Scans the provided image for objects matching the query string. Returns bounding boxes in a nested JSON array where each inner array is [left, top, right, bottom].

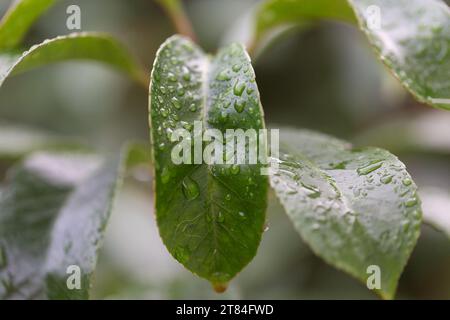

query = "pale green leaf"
[[0, 151, 122, 299], [254, 0, 450, 110], [270, 128, 422, 299], [255, 0, 356, 42], [0, 0, 57, 51], [349, 0, 450, 110], [0, 33, 146, 88]]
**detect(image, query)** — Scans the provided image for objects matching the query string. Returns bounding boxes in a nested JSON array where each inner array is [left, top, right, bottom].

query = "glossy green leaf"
[[255, 0, 450, 110], [0, 151, 122, 299], [270, 128, 422, 299], [0, 33, 146, 88], [255, 0, 356, 42], [0, 0, 57, 51], [349, 0, 450, 110], [149, 35, 268, 289]]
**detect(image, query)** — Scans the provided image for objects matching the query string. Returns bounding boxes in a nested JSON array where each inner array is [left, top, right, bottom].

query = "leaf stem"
[[156, 0, 197, 42]]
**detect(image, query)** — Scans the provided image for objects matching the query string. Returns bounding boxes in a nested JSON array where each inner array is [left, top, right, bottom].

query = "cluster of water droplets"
[[365, 2, 450, 103], [151, 38, 203, 156], [350, 152, 421, 249], [209, 43, 260, 127]]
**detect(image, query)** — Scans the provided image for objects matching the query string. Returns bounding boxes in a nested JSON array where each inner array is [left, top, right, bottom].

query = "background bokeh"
[[0, 0, 449, 299]]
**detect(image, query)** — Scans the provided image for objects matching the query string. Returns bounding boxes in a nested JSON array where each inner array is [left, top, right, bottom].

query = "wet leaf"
[[270, 128, 422, 299], [254, 0, 450, 110], [0, 33, 146, 88], [0, 152, 122, 299], [349, 0, 450, 110], [255, 0, 356, 42], [0, 0, 57, 51], [149, 35, 268, 289]]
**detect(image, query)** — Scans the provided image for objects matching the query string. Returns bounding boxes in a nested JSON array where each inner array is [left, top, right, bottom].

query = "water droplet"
[[233, 81, 246, 96], [238, 211, 246, 219], [176, 87, 185, 97], [232, 64, 242, 72], [166, 128, 174, 140], [212, 282, 228, 293], [183, 122, 193, 131], [167, 72, 177, 82], [402, 178, 412, 186], [411, 209, 421, 219], [171, 97, 182, 109], [301, 183, 321, 198], [234, 100, 246, 113], [380, 175, 393, 184], [181, 176, 200, 200], [401, 220, 411, 232], [161, 167, 171, 184], [160, 108, 168, 118], [219, 110, 228, 122], [225, 194, 231, 201], [405, 197, 418, 207], [357, 160, 383, 175], [216, 69, 231, 81], [230, 164, 240, 175], [182, 67, 191, 81]]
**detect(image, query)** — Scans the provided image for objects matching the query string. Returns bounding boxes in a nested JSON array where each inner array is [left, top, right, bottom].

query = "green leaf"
[[270, 128, 422, 299], [254, 0, 450, 110], [0, 151, 123, 299], [0, 33, 146, 88], [149, 35, 268, 290], [348, 0, 450, 110], [255, 0, 356, 42], [0, 0, 57, 51]]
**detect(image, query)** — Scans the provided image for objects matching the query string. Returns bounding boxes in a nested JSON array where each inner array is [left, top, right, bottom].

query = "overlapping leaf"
[[254, 0, 450, 110], [270, 128, 422, 299]]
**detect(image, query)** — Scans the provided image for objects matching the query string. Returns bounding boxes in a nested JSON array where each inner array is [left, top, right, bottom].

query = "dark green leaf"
[[270, 128, 422, 299], [348, 0, 450, 110], [0, 0, 57, 51], [0, 152, 122, 299], [0, 33, 146, 88], [149, 35, 268, 289]]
